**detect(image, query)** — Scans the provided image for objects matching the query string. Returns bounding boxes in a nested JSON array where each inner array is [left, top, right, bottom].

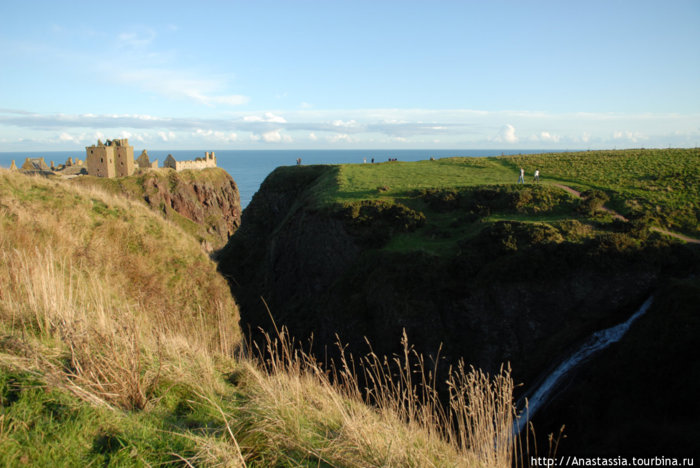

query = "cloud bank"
[[1, 108, 699, 150]]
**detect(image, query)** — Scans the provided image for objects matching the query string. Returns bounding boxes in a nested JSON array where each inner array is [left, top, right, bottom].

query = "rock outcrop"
[[73, 167, 242, 251]]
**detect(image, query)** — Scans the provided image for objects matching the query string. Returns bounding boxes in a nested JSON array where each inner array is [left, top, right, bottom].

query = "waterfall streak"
[[515, 297, 654, 434]]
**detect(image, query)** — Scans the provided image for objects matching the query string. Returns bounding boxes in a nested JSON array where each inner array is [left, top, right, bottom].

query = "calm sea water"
[[0, 149, 552, 207]]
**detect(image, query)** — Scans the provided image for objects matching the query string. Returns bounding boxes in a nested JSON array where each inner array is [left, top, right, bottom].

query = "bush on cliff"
[[419, 185, 576, 216], [335, 199, 426, 247]]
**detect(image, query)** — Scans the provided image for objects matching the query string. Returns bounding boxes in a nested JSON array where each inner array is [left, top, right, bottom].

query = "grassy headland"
[[218, 148, 700, 457], [254, 148, 698, 259], [0, 169, 520, 466]]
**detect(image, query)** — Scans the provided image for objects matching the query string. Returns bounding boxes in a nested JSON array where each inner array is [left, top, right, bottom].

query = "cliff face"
[[141, 169, 241, 250], [216, 165, 699, 455], [217, 167, 692, 382], [74, 168, 242, 251]]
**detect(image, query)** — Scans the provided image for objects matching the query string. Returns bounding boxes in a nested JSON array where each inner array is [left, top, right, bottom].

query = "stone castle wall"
[[163, 152, 217, 171], [85, 141, 216, 177]]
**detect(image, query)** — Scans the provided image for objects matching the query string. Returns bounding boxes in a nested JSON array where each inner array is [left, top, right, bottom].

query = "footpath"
[[552, 183, 700, 245]]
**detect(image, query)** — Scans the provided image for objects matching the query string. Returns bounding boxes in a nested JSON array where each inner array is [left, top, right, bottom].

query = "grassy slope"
[[0, 170, 515, 467], [499, 149, 700, 233], [299, 149, 699, 256], [71, 167, 237, 248]]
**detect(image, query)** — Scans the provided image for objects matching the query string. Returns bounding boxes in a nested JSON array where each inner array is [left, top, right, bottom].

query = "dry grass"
[[0, 169, 523, 467], [232, 325, 517, 467], [0, 170, 240, 407]]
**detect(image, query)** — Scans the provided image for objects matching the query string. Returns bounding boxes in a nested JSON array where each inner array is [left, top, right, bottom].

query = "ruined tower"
[[85, 138, 135, 178]]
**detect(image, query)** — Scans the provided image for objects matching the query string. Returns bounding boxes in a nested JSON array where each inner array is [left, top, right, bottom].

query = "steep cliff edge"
[[72, 167, 241, 251], [216, 154, 700, 455]]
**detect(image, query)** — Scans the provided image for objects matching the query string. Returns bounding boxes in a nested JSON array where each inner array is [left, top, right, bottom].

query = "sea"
[[0, 149, 554, 208]]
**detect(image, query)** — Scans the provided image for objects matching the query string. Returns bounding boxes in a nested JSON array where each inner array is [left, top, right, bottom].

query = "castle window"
[[100, 158, 103, 163]]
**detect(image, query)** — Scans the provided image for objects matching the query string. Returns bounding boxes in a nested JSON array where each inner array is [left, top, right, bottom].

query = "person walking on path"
[[518, 167, 525, 184], [534, 169, 540, 183]]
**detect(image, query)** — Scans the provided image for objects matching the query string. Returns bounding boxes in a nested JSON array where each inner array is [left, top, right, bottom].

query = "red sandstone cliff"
[[73, 167, 242, 251]]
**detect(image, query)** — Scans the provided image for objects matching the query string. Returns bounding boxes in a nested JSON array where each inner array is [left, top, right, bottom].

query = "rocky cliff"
[[73, 167, 241, 251], [216, 164, 700, 455]]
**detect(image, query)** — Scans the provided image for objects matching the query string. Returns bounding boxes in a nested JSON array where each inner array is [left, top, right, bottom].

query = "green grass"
[[314, 157, 515, 204], [277, 149, 698, 256], [0, 368, 207, 466], [498, 148, 700, 234]]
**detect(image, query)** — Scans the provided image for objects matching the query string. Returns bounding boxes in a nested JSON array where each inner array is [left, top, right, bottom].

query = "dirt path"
[[649, 227, 700, 244], [551, 183, 628, 221], [551, 183, 700, 244]]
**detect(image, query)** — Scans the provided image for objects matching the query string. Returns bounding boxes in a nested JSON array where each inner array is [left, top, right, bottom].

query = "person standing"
[[518, 167, 525, 184], [534, 169, 540, 183]]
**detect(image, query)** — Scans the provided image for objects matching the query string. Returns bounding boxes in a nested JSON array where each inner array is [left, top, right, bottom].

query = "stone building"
[[20, 157, 52, 174], [163, 151, 217, 171], [136, 150, 158, 169], [85, 139, 135, 178]]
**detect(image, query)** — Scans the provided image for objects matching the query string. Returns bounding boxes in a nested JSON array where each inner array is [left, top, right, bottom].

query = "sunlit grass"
[[0, 169, 524, 467]]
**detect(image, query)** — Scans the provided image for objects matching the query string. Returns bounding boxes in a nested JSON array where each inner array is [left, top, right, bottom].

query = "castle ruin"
[[163, 152, 217, 171], [19, 157, 51, 174], [136, 150, 158, 169], [85, 139, 135, 178]]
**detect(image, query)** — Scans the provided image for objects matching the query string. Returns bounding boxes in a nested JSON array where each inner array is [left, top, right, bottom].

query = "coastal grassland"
[[276, 148, 698, 256], [498, 148, 700, 235], [0, 170, 520, 467], [314, 157, 515, 205]]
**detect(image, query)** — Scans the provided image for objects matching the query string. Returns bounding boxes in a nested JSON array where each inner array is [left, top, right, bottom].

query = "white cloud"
[[3, 107, 699, 150], [157, 131, 176, 141], [493, 124, 518, 143], [193, 129, 238, 142], [59, 132, 79, 143], [328, 133, 354, 144], [110, 69, 249, 108], [204, 95, 250, 106], [117, 30, 156, 50], [539, 131, 560, 142], [261, 130, 292, 143], [243, 112, 287, 123], [613, 130, 648, 142], [331, 119, 359, 128]]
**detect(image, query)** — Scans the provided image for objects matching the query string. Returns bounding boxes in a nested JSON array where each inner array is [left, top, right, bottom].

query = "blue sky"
[[1, 0, 699, 151]]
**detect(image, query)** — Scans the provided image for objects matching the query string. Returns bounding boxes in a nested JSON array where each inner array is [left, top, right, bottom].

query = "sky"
[[1, 0, 699, 151]]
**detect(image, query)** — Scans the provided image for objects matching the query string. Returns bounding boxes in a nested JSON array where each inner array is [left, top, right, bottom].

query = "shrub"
[[577, 189, 610, 215], [335, 200, 426, 247]]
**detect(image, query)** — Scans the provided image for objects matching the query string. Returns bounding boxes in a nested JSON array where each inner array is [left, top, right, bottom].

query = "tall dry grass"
[[233, 323, 517, 467], [0, 170, 524, 467], [0, 171, 240, 408]]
